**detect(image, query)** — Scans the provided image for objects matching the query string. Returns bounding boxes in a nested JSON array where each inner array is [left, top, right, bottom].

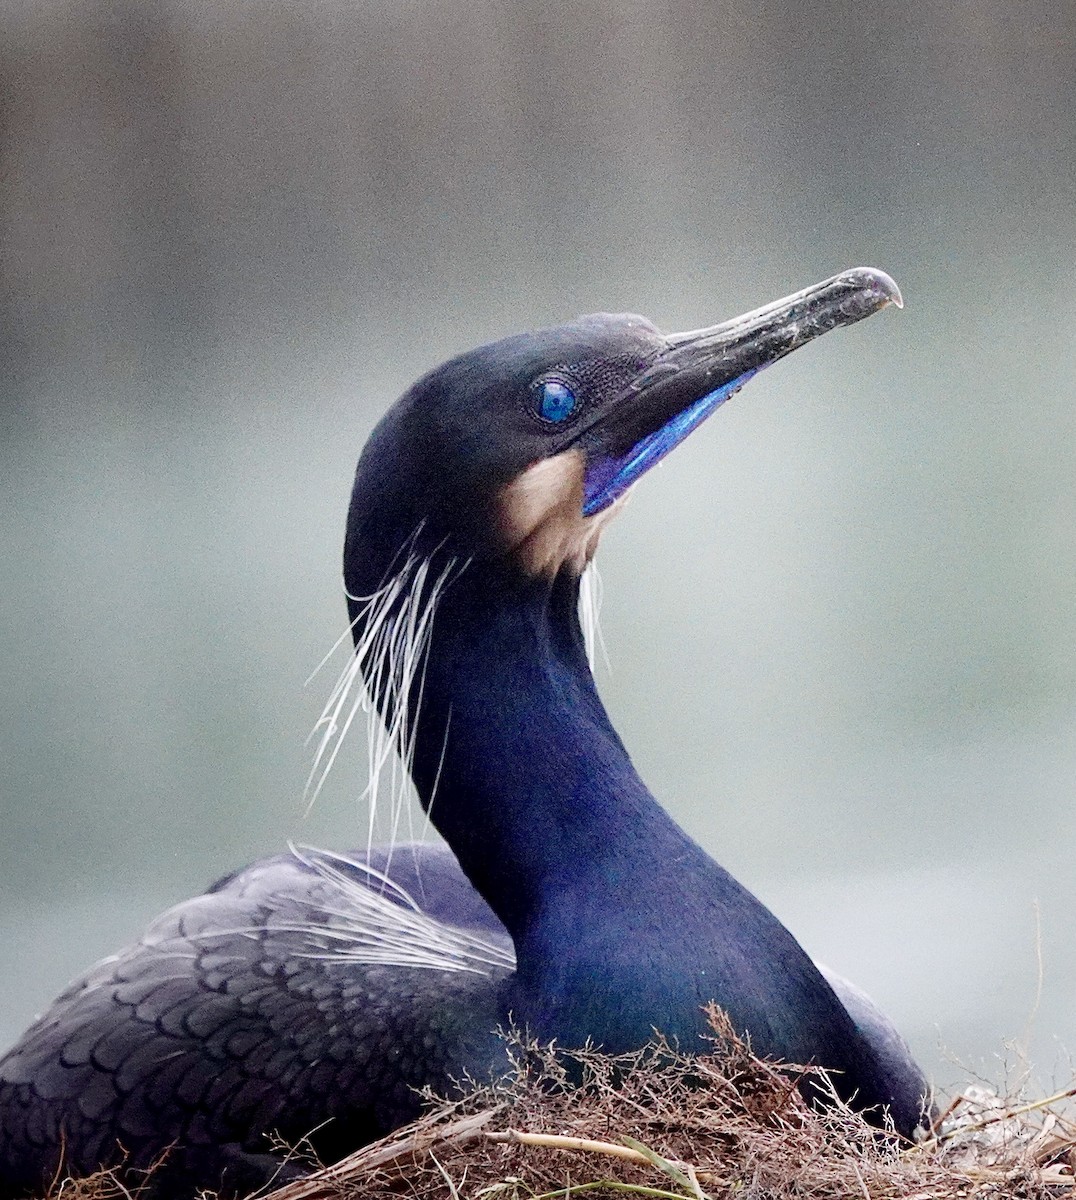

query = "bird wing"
[[0, 849, 512, 1197]]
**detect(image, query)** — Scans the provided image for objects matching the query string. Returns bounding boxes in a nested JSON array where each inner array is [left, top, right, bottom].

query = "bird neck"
[[349, 551, 883, 1077], [370, 558, 697, 942]]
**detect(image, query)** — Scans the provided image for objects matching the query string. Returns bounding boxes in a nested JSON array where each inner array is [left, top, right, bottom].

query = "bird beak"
[[579, 267, 903, 516]]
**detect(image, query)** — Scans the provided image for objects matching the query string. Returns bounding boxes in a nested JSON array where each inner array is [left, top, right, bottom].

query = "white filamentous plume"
[[195, 846, 516, 977], [579, 560, 610, 675], [284, 845, 516, 974], [302, 537, 606, 968], [304, 529, 464, 863]]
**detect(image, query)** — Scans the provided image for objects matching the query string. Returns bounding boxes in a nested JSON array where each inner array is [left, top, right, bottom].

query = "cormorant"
[[0, 268, 929, 1199]]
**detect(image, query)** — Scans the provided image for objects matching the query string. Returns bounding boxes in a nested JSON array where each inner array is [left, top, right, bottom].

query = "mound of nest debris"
[[53, 1006, 1076, 1200]]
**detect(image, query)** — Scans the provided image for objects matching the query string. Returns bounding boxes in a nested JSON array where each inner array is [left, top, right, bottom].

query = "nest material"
[[49, 1006, 1076, 1200]]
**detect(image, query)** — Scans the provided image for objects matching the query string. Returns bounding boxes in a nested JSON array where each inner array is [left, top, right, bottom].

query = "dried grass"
[[47, 1007, 1076, 1200]]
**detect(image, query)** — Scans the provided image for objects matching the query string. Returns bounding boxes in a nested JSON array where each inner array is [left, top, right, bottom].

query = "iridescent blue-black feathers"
[[0, 270, 926, 1200]]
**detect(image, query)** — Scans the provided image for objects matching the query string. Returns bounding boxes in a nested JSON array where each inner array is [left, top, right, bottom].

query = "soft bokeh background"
[[2, 0, 1074, 1094]]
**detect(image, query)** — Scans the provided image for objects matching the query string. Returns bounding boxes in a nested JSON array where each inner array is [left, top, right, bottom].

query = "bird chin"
[[497, 449, 628, 579]]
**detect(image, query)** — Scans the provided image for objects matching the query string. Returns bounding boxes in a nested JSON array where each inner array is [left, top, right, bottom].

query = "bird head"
[[344, 268, 901, 594]]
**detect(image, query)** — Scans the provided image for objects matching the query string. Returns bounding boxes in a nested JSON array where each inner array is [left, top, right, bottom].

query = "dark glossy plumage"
[[0, 270, 930, 1199], [0, 848, 511, 1196]]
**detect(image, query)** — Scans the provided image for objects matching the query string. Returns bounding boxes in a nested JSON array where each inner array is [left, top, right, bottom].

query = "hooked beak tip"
[[855, 266, 903, 310]]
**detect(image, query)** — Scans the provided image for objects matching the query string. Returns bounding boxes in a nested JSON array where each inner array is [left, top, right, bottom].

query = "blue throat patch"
[[582, 370, 757, 516]]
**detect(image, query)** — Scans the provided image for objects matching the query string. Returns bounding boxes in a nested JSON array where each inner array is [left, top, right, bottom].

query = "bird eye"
[[536, 378, 577, 423]]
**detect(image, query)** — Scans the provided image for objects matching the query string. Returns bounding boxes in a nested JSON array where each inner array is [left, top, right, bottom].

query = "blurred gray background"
[[2, 0, 1074, 1096]]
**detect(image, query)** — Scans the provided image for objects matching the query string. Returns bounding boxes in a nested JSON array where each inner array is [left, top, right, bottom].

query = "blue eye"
[[537, 379, 577, 423]]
